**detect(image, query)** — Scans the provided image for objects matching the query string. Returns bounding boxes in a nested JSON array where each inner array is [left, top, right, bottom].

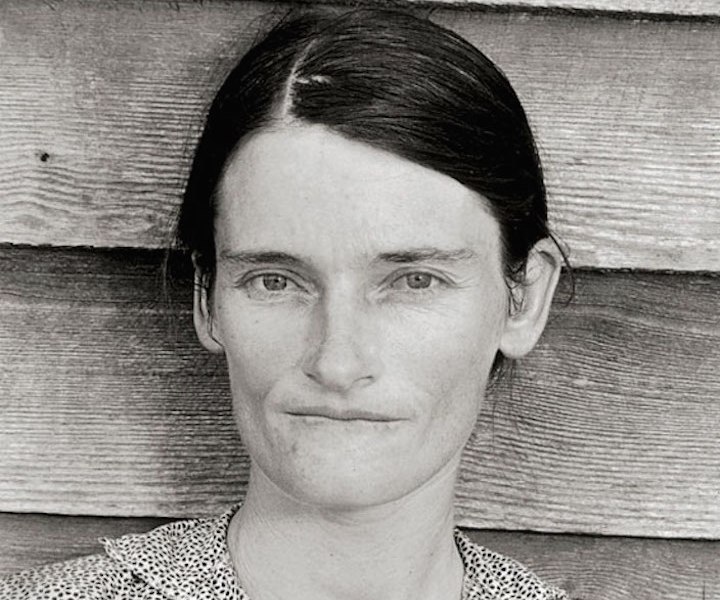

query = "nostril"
[[302, 337, 370, 393], [303, 369, 321, 384], [302, 299, 382, 391]]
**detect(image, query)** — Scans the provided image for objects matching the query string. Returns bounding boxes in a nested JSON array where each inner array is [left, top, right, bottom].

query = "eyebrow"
[[374, 247, 478, 264], [218, 247, 478, 268], [219, 250, 304, 267]]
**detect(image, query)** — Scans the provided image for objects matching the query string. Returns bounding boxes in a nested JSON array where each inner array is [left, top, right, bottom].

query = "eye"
[[241, 272, 306, 299], [390, 272, 443, 291], [259, 274, 289, 291]]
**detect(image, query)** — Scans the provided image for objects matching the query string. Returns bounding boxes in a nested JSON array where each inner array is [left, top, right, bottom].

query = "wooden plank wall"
[[0, 1, 718, 598], [408, 0, 720, 17]]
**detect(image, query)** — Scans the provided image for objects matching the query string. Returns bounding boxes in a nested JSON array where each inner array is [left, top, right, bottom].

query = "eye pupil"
[[263, 274, 288, 291], [406, 273, 432, 289]]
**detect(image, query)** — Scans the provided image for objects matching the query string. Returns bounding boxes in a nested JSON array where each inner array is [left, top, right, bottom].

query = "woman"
[[1, 8, 567, 600]]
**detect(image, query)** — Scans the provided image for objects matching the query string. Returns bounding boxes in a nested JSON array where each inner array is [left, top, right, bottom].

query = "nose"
[[301, 292, 382, 393]]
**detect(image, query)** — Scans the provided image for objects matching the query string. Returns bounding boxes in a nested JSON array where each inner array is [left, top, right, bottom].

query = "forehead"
[[216, 125, 500, 261]]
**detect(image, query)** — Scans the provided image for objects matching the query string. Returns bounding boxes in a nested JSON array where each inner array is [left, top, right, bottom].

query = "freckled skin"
[[208, 124, 510, 510]]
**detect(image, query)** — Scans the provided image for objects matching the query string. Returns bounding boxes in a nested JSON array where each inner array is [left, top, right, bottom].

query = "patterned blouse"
[[0, 504, 567, 600]]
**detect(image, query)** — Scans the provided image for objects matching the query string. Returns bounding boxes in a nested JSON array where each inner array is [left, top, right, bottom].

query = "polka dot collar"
[[102, 503, 566, 600], [103, 504, 244, 600]]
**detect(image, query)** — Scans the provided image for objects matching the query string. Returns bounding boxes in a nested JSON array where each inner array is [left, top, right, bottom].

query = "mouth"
[[286, 407, 402, 422]]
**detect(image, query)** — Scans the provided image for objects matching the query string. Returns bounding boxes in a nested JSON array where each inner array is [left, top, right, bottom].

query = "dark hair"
[[176, 7, 566, 375]]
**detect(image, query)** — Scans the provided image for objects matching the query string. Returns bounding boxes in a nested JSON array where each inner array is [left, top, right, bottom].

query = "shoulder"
[[0, 552, 143, 600], [0, 507, 239, 600], [455, 529, 568, 600]]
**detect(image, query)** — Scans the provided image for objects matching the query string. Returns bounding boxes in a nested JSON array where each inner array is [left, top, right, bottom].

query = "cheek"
[[388, 294, 506, 425], [215, 302, 308, 403]]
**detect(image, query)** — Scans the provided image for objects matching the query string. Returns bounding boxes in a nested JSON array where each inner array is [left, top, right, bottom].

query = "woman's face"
[[203, 124, 510, 509]]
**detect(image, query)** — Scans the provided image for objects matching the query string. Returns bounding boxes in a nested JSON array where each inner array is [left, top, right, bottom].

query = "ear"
[[192, 253, 225, 355], [499, 238, 562, 359]]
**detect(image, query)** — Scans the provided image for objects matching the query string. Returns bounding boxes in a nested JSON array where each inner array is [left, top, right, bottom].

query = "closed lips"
[[287, 408, 401, 421]]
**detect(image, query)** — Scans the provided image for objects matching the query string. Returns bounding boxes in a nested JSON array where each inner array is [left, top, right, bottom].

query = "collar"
[[102, 503, 245, 600], [102, 503, 529, 600]]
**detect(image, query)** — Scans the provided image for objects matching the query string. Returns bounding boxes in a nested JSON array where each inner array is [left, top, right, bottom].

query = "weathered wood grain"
[[456, 267, 720, 539], [0, 513, 171, 577], [0, 1, 718, 269], [465, 529, 720, 600], [391, 0, 720, 17], [0, 246, 718, 539], [1, 512, 719, 600]]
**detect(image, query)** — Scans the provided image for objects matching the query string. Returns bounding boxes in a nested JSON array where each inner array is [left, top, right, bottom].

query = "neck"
[[227, 460, 465, 600]]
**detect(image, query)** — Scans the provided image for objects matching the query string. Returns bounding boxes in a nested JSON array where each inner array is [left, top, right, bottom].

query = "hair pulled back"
[[178, 8, 553, 279], [176, 8, 564, 376]]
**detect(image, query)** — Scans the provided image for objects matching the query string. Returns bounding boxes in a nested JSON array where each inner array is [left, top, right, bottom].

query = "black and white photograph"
[[0, 1, 718, 599]]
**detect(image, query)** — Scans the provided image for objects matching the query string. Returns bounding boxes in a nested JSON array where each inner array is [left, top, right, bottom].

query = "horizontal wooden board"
[[392, 0, 720, 18], [0, 1, 719, 269], [0, 247, 718, 539], [1, 512, 719, 600], [465, 529, 720, 600], [0, 513, 171, 577]]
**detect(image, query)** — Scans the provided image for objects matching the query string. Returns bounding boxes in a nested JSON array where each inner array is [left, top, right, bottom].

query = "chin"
[[290, 448, 464, 514], [266, 451, 428, 511], [289, 473, 416, 511]]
